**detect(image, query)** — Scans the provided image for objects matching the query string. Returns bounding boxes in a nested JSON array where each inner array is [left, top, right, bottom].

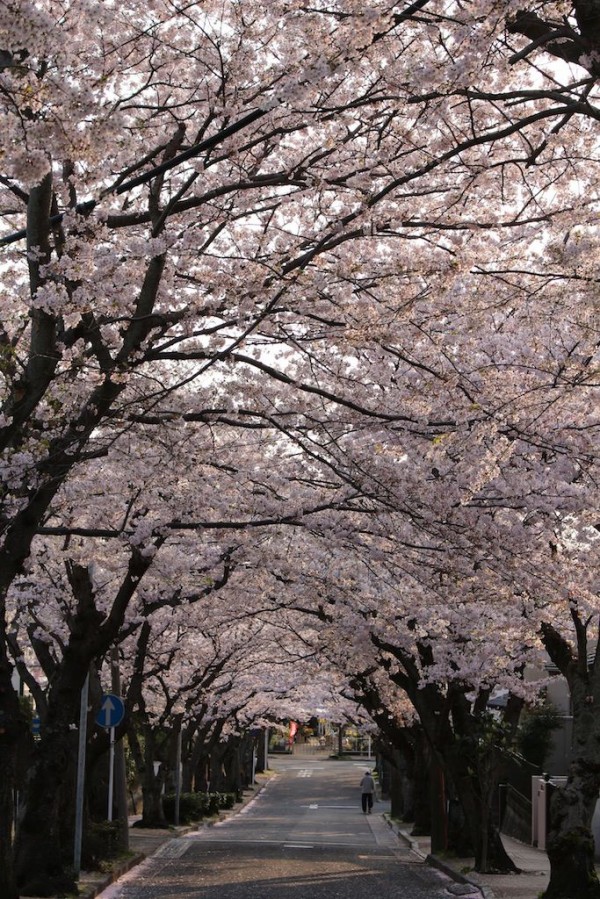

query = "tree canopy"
[[0, 2, 599, 897]]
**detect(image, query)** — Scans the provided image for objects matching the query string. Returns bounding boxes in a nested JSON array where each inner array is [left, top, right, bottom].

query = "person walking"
[[360, 770, 376, 814]]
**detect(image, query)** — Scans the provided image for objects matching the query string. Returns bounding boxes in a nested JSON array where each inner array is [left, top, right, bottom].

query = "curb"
[[425, 854, 495, 899], [74, 852, 147, 899], [384, 816, 494, 899], [75, 778, 272, 899]]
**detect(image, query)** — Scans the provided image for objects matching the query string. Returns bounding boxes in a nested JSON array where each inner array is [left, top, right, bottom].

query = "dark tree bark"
[[541, 620, 600, 899], [209, 737, 245, 796], [255, 728, 268, 773], [545, 774, 600, 899], [0, 643, 24, 899], [14, 552, 157, 891], [0, 145, 172, 890], [426, 687, 520, 873], [185, 719, 224, 792], [14, 737, 81, 896], [13, 673, 88, 895], [125, 712, 170, 828], [411, 745, 431, 835], [429, 749, 448, 854], [12, 563, 105, 894], [386, 746, 412, 822], [209, 741, 228, 792], [138, 726, 169, 828], [360, 639, 523, 874]]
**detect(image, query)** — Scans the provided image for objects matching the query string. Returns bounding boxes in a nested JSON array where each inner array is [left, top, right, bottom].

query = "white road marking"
[[154, 841, 191, 858], [300, 804, 356, 810]]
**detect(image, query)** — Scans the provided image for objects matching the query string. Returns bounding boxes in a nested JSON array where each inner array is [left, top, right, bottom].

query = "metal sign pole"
[[107, 726, 115, 822], [174, 726, 182, 827], [74, 673, 90, 877], [95, 692, 125, 830]]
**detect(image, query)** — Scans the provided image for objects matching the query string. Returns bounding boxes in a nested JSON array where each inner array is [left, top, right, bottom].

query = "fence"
[[499, 782, 532, 844]]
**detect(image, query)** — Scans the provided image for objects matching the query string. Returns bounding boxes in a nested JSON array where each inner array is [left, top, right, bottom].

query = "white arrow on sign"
[[101, 696, 116, 727], [96, 694, 125, 729]]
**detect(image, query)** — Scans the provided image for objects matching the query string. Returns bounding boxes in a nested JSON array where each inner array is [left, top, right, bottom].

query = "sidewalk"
[[74, 824, 189, 899], [71, 777, 271, 899], [389, 822, 550, 899]]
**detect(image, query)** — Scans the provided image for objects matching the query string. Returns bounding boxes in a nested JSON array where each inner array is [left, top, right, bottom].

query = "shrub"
[[82, 820, 122, 868], [163, 791, 237, 824]]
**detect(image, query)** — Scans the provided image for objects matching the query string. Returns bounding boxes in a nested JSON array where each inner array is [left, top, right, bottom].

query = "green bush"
[[82, 820, 122, 868], [163, 791, 237, 824]]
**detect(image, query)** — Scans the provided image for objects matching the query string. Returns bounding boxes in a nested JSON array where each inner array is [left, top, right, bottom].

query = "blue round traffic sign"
[[95, 694, 125, 729]]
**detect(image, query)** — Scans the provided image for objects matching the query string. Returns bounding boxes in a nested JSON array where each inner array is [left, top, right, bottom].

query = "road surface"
[[100, 755, 464, 899]]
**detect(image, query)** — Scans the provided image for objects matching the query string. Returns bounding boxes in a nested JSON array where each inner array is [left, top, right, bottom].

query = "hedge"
[[163, 791, 237, 824]]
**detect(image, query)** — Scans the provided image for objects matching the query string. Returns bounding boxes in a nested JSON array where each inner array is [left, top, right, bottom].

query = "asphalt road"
[[100, 756, 457, 899]]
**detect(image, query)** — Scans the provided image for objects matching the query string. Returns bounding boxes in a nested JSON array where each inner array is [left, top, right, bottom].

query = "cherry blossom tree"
[[0, 2, 437, 891], [0, 3, 599, 899], [6, 399, 371, 891]]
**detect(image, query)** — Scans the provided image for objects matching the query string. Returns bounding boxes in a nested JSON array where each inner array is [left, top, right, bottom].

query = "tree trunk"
[[381, 740, 414, 822], [13, 655, 96, 895], [190, 721, 223, 792], [437, 688, 521, 873], [13, 571, 115, 892], [0, 634, 25, 899], [181, 753, 195, 794], [139, 727, 168, 828], [209, 743, 227, 792], [448, 760, 518, 873], [540, 620, 600, 898], [180, 724, 197, 793], [238, 734, 254, 789], [544, 762, 600, 898], [255, 728, 268, 773], [429, 752, 448, 854], [222, 740, 243, 795], [140, 776, 168, 828], [388, 750, 409, 820], [209, 738, 244, 796], [14, 723, 79, 896], [0, 738, 18, 899], [110, 647, 129, 851]]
